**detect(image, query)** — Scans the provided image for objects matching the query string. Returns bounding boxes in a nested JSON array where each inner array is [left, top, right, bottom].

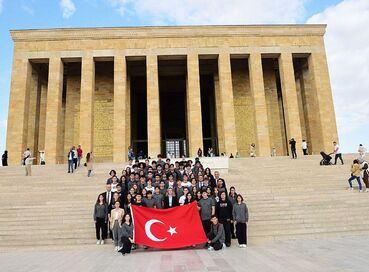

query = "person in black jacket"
[[163, 188, 178, 209], [216, 191, 233, 247], [289, 138, 297, 159], [2, 150, 8, 166]]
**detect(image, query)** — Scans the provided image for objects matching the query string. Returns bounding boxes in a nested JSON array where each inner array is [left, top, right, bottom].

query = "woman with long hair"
[[232, 194, 249, 248], [86, 152, 93, 177], [109, 201, 124, 251], [93, 194, 108, 245], [118, 213, 134, 255], [184, 192, 195, 204]]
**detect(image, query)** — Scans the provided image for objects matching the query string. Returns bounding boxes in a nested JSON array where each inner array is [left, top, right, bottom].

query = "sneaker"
[[100, 240, 105, 245], [359, 190, 363, 193], [242, 244, 247, 248], [207, 246, 214, 251], [239, 244, 243, 248], [366, 189, 369, 192], [114, 246, 118, 251], [117, 246, 123, 252], [96, 240, 100, 245], [222, 243, 226, 249]]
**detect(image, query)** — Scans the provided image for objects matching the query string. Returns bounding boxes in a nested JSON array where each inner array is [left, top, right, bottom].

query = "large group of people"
[[93, 155, 249, 255]]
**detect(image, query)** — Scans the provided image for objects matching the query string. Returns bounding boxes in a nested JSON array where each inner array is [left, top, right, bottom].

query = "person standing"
[[86, 152, 93, 177], [67, 148, 74, 173], [94, 194, 108, 245], [109, 201, 124, 251], [358, 144, 366, 159], [301, 140, 308, 155], [216, 191, 233, 247], [289, 138, 297, 159], [232, 194, 249, 248], [72, 146, 78, 170], [2, 150, 8, 166], [23, 148, 34, 176], [332, 141, 344, 165], [77, 145, 83, 167], [250, 143, 256, 158], [361, 160, 369, 192], [197, 148, 203, 157], [198, 190, 215, 235], [347, 159, 362, 192]]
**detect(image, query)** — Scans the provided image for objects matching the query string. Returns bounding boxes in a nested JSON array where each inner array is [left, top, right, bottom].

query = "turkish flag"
[[131, 201, 207, 249]]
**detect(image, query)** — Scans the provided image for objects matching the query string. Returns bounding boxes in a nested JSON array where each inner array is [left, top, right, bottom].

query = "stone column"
[[307, 52, 338, 152], [6, 58, 32, 165], [278, 53, 303, 156], [113, 56, 128, 163], [79, 56, 95, 154], [248, 53, 271, 156], [146, 55, 161, 158], [186, 53, 203, 157], [44, 58, 64, 164], [218, 53, 237, 156]]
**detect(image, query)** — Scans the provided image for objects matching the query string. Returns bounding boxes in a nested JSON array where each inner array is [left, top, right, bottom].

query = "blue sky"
[[0, 0, 368, 154]]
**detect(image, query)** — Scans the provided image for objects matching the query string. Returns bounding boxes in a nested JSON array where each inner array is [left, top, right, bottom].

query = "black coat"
[[163, 196, 178, 209]]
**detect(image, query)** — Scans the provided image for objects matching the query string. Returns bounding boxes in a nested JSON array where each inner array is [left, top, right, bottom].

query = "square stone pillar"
[[80, 56, 95, 155], [186, 53, 203, 157], [307, 52, 338, 152], [44, 58, 64, 164], [113, 56, 128, 163], [248, 53, 271, 156], [6, 58, 32, 165], [146, 55, 161, 158], [278, 53, 303, 156], [218, 53, 237, 156]]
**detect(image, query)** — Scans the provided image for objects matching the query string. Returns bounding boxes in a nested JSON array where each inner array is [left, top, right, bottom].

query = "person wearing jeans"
[[67, 148, 74, 173], [348, 159, 362, 192]]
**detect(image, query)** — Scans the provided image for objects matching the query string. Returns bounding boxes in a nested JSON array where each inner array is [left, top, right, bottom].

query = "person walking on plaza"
[[77, 145, 83, 167], [289, 138, 297, 159], [250, 143, 256, 158], [109, 201, 124, 251], [361, 160, 369, 192], [358, 144, 366, 159], [72, 146, 78, 170], [23, 148, 34, 176], [2, 150, 8, 166], [347, 159, 362, 192], [232, 194, 249, 248], [67, 147, 74, 173], [86, 152, 93, 177], [302, 140, 308, 155], [118, 213, 134, 255], [207, 216, 225, 251], [94, 194, 108, 245], [331, 141, 343, 165]]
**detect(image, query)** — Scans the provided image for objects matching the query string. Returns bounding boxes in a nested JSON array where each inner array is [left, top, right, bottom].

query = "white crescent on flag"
[[145, 219, 167, 242]]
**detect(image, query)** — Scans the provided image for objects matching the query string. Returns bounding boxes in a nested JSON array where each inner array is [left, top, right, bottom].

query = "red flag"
[[131, 201, 207, 249]]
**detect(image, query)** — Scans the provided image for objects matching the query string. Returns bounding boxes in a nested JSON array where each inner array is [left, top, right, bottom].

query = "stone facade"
[[6, 25, 338, 164]]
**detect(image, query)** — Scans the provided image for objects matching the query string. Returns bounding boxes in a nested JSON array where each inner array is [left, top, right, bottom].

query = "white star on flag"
[[167, 226, 177, 236]]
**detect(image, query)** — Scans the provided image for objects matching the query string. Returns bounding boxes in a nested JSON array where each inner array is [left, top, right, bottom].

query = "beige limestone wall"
[[93, 73, 114, 162], [263, 59, 287, 156], [231, 60, 256, 157], [26, 71, 39, 159], [64, 75, 81, 160], [37, 83, 47, 153]]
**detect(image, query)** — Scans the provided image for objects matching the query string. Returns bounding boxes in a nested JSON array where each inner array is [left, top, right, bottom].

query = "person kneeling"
[[118, 214, 134, 255], [207, 216, 225, 251]]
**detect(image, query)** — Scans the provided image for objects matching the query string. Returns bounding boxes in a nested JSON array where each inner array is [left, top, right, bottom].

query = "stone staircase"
[[0, 154, 367, 248]]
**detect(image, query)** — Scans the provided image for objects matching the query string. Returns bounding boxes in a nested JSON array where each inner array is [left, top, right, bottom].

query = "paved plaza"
[[1, 236, 368, 272]]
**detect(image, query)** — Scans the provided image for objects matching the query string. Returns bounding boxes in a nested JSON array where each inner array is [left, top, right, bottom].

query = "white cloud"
[[21, 4, 35, 16], [108, 0, 307, 24], [60, 0, 76, 18], [307, 0, 369, 139]]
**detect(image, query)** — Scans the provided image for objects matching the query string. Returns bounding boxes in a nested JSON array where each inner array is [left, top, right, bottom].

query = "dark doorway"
[[158, 58, 187, 158], [128, 59, 148, 157]]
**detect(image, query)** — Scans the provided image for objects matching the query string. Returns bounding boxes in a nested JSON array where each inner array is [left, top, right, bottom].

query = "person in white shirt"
[[358, 144, 366, 159], [301, 140, 308, 155], [330, 141, 343, 165], [178, 187, 189, 206], [23, 148, 35, 176]]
